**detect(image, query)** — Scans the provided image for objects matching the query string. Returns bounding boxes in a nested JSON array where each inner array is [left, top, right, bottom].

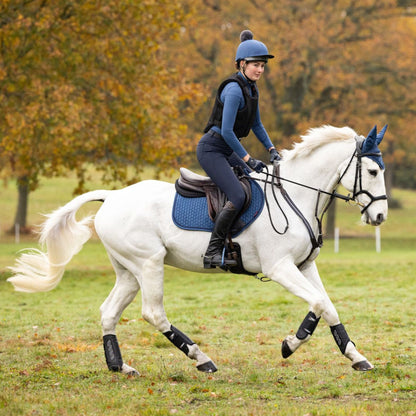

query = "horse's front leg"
[[303, 261, 373, 370], [283, 260, 373, 371], [265, 258, 325, 357], [281, 310, 321, 359]]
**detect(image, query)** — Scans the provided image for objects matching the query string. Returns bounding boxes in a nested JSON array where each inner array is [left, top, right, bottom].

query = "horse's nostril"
[[376, 213, 384, 224]]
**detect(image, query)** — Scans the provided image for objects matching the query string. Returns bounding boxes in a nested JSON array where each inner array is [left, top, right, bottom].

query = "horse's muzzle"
[[363, 212, 385, 226]]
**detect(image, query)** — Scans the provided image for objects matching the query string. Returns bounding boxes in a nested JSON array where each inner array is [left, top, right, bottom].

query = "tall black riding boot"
[[203, 201, 239, 269]]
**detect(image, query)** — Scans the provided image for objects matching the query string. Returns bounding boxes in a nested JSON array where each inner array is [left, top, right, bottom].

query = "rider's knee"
[[231, 192, 246, 212]]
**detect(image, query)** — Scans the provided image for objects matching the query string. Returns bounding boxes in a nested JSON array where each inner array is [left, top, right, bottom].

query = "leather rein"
[[247, 137, 387, 267]]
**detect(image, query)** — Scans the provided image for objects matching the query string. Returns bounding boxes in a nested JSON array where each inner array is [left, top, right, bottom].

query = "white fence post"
[[334, 227, 340, 253], [375, 226, 381, 253], [15, 223, 20, 244]]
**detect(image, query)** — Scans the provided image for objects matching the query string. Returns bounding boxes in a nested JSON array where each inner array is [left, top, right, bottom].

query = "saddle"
[[173, 168, 265, 276], [175, 167, 252, 221]]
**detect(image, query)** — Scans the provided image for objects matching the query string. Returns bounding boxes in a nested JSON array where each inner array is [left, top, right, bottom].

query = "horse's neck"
[[279, 141, 354, 217]]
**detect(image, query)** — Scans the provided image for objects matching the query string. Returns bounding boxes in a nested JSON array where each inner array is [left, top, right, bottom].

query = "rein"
[[269, 163, 322, 267], [246, 137, 387, 267]]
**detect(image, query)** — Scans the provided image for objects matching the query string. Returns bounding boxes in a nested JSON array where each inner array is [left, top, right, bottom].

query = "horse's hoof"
[[352, 360, 374, 371], [121, 363, 140, 376], [197, 360, 218, 373], [126, 369, 140, 377], [281, 339, 293, 359]]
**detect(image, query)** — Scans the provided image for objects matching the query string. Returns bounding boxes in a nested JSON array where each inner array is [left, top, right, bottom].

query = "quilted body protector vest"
[[204, 73, 258, 139]]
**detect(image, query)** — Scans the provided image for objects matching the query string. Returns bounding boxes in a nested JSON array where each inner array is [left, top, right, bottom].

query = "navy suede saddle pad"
[[172, 175, 264, 237]]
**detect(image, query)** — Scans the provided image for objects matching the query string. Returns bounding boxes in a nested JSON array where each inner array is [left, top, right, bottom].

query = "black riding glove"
[[246, 157, 266, 173], [269, 148, 281, 164]]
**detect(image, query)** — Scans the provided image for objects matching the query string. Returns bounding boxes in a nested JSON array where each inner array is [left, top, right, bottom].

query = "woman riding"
[[197, 30, 281, 269]]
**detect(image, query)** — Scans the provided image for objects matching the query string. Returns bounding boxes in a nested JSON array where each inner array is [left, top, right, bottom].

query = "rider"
[[197, 29, 281, 269]]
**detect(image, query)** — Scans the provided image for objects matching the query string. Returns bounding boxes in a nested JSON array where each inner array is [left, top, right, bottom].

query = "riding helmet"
[[235, 30, 274, 63]]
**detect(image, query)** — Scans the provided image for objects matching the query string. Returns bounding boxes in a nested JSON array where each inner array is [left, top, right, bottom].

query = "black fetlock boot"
[[203, 201, 239, 269]]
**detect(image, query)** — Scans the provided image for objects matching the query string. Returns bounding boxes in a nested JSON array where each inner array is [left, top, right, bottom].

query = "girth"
[[175, 167, 252, 221]]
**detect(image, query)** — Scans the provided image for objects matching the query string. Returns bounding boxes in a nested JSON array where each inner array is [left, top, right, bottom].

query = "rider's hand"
[[246, 157, 266, 173], [269, 148, 281, 164]]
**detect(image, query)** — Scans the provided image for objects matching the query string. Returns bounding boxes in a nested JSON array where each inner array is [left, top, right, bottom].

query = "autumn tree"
[[170, 0, 416, 236], [0, 0, 205, 230], [2, 0, 415, 232], [179, 0, 416, 186]]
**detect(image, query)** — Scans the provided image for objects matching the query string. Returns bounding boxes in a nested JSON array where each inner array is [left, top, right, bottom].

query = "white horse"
[[8, 125, 388, 375]]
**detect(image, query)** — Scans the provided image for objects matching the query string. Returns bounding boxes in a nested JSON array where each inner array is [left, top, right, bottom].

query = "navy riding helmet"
[[235, 30, 274, 63]]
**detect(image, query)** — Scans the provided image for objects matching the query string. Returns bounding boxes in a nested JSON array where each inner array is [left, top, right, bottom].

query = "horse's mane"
[[281, 125, 358, 161]]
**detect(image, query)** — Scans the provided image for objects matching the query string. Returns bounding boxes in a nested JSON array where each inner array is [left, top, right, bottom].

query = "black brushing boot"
[[203, 201, 239, 269]]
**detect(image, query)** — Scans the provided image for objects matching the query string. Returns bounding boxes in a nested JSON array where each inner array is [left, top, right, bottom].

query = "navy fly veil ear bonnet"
[[360, 125, 387, 170]]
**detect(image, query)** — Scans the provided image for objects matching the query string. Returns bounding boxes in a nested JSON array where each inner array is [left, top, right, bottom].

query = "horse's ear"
[[367, 125, 377, 141], [376, 124, 388, 144], [362, 125, 377, 152], [362, 125, 385, 169]]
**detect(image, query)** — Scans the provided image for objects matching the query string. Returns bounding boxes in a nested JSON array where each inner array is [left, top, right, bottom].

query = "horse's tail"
[[7, 190, 111, 293]]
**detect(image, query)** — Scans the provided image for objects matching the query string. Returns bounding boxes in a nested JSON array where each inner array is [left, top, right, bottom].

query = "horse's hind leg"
[[100, 256, 140, 376], [139, 248, 217, 373]]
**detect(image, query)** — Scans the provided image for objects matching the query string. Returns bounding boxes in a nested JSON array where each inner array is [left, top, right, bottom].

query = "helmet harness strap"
[[240, 60, 257, 84]]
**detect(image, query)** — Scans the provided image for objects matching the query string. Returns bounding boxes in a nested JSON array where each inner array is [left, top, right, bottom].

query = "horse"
[[8, 124, 388, 376]]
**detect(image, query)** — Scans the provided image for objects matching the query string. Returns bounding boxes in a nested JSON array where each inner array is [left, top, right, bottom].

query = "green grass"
[[0, 173, 416, 415], [1, 250, 415, 415], [0, 166, 177, 241]]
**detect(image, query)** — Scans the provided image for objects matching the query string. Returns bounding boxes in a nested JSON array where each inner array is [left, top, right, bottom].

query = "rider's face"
[[243, 61, 266, 81]]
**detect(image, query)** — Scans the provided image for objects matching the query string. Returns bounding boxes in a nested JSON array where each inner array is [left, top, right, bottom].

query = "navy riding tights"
[[197, 132, 246, 212]]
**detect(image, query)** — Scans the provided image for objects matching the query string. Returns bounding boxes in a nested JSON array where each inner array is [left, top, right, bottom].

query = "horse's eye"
[[368, 169, 378, 177]]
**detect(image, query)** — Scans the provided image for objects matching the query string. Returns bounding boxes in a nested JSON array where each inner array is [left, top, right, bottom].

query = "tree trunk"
[[384, 161, 401, 207], [324, 198, 336, 239], [13, 176, 29, 230]]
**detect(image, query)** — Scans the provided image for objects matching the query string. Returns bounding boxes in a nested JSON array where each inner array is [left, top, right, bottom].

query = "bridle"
[[350, 137, 388, 214], [247, 136, 387, 267]]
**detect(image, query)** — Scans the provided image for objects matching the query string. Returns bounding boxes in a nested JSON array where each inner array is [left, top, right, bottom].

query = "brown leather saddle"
[[174, 167, 260, 276], [174, 167, 252, 221]]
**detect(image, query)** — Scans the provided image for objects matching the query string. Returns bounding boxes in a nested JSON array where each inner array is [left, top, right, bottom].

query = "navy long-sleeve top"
[[211, 72, 273, 159]]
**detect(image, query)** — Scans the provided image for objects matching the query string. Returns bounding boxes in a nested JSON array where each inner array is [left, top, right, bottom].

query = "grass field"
[[0, 172, 415, 415]]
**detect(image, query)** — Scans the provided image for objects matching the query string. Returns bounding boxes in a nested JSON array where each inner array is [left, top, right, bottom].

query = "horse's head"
[[339, 125, 388, 226]]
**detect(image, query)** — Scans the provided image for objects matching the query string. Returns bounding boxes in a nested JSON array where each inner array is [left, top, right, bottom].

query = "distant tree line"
[[1, 0, 415, 229]]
